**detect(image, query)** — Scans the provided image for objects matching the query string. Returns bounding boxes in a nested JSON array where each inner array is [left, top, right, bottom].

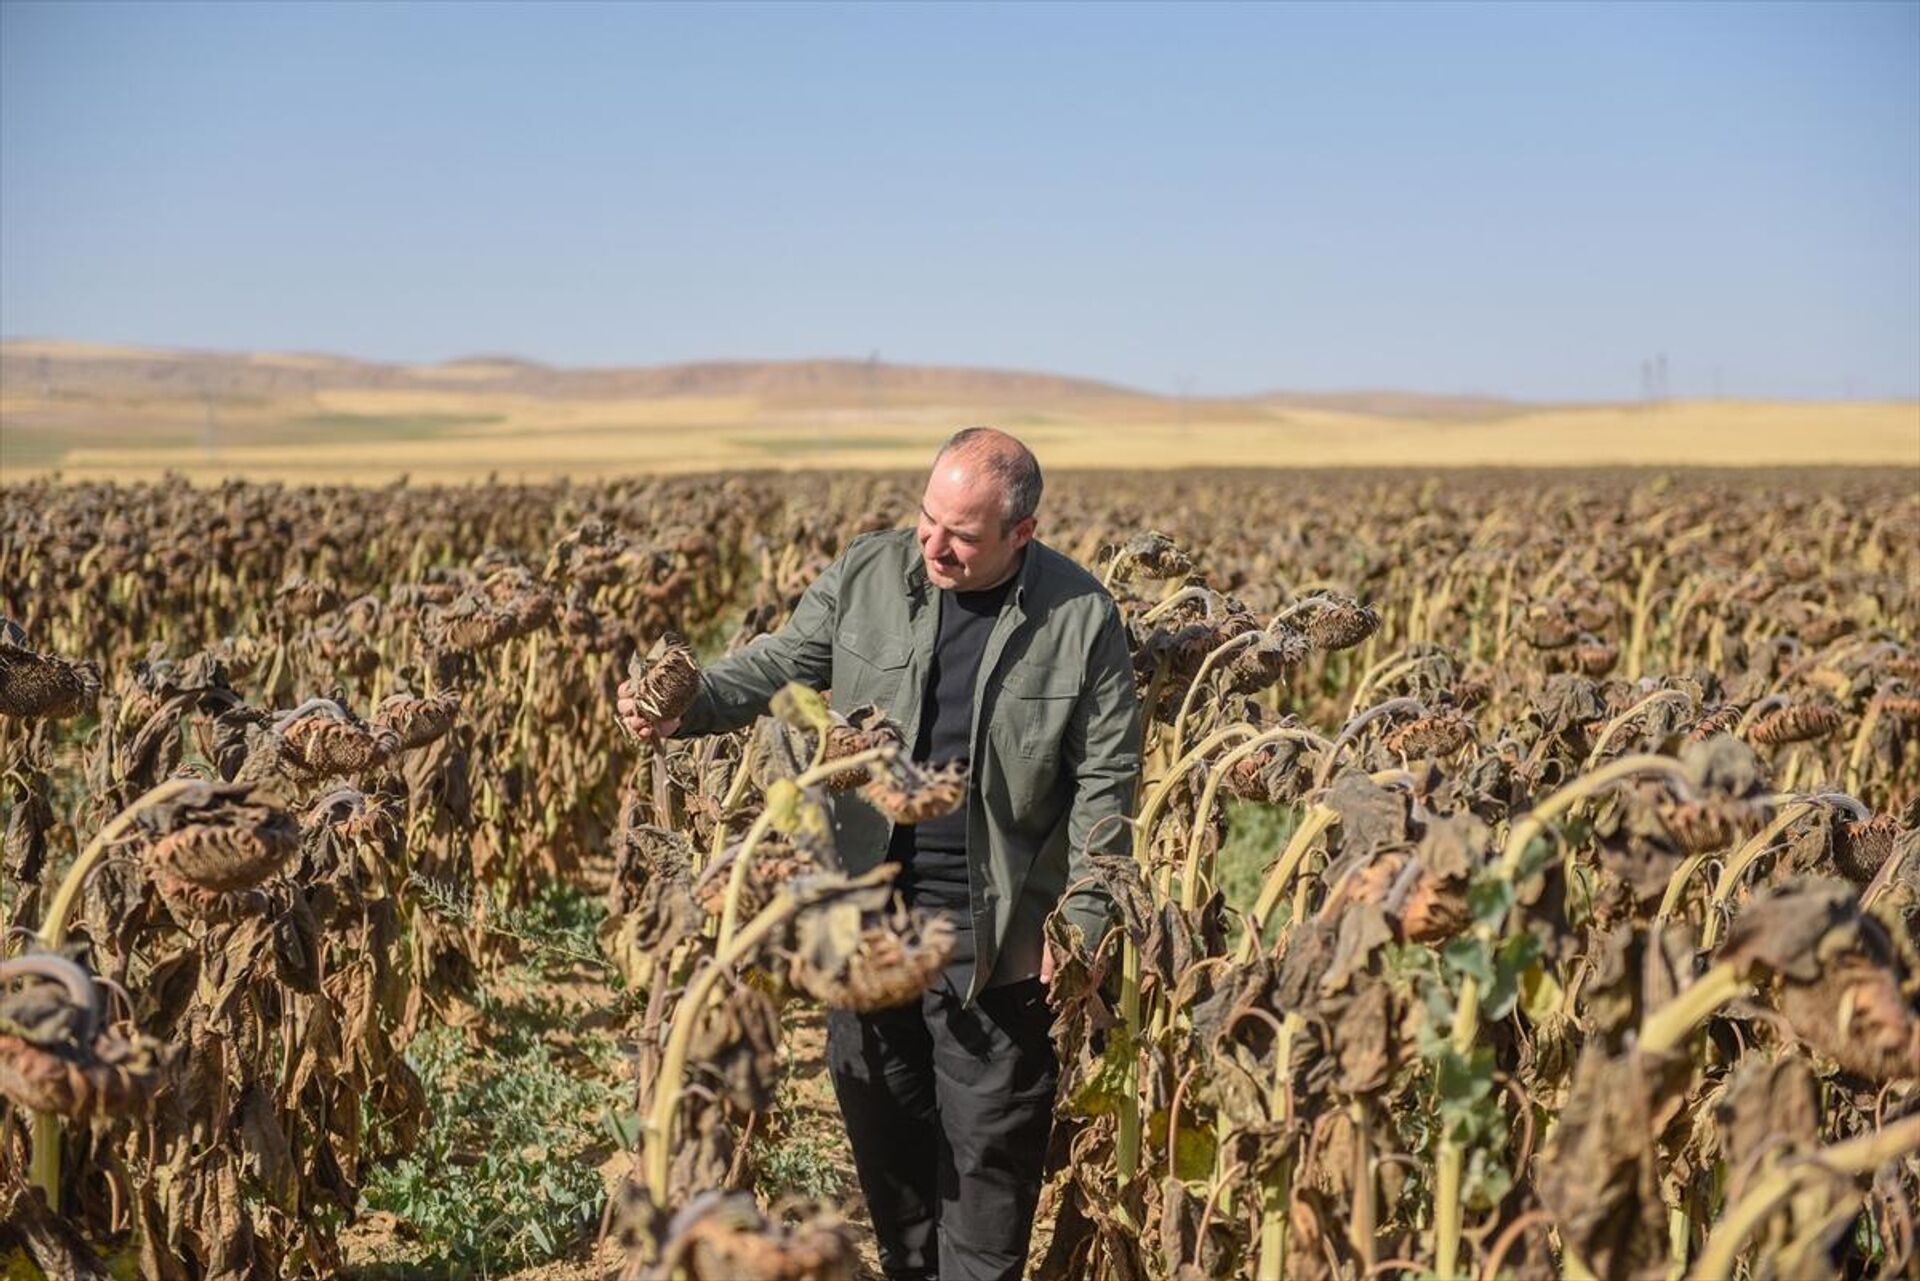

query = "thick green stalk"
[[1254, 1012, 1305, 1280]]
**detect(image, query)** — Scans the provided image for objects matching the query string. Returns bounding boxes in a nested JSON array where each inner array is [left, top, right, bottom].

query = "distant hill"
[[0, 340, 1153, 405], [1251, 390, 1537, 421], [0, 340, 1561, 412]]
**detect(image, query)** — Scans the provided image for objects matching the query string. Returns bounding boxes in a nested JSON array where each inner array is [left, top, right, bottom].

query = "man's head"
[[917, 427, 1042, 592]]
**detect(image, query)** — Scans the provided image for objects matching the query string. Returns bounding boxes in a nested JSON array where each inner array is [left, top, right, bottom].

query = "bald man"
[[620, 428, 1143, 1281]]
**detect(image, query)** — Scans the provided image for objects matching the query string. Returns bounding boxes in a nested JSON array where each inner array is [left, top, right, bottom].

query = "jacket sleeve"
[[1057, 599, 1142, 946], [673, 554, 843, 737]]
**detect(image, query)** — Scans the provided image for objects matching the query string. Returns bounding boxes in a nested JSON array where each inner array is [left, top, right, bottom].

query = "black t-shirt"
[[886, 571, 1016, 985]]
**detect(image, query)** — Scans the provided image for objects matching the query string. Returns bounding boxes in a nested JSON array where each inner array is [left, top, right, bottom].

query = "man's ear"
[[1011, 516, 1037, 549]]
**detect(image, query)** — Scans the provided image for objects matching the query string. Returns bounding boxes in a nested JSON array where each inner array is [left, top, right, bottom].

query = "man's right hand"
[[616, 679, 682, 743]]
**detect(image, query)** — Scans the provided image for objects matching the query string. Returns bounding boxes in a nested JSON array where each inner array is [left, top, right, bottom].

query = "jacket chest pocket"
[[835, 628, 910, 708], [994, 661, 1082, 761]]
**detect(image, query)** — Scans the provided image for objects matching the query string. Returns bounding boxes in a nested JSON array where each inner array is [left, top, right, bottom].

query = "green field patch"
[[729, 431, 919, 455], [0, 430, 73, 472], [285, 412, 506, 439]]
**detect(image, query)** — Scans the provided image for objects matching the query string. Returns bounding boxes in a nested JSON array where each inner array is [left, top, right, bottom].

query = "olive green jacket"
[[676, 528, 1141, 1001]]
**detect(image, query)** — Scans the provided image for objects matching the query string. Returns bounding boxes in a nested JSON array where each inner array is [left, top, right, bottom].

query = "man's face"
[[916, 460, 1035, 591]]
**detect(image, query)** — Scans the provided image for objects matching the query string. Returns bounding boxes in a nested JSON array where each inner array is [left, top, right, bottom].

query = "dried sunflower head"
[[1381, 710, 1475, 759], [787, 879, 957, 1012], [1104, 531, 1194, 583], [820, 705, 907, 791], [274, 573, 341, 621], [1220, 737, 1316, 805], [0, 631, 100, 721], [0, 953, 163, 1119], [1223, 628, 1308, 695], [694, 839, 820, 920], [1838, 814, 1900, 883], [281, 708, 401, 779], [1524, 601, 1581, 650], [1687, 704, 1741, 742], [1750, 698, 1843, 746], [1719, 878, 1920, 1083], [1338, 852, 1468, 944], [861, 759, 969, 826], [374, 690, 462, 750], [638, 1190, 856, 1281], [1303, 595, 1380, 652], [1631, 737, 1773, 857], [1572, 636, 1619, 678], [429, 596, 520, 654], [503, 588, 555, 633], [147, 801, 301, 894], [307, 621, 379, 678], [624, 632, 702, 724], [1654, 799, 1758, 855]]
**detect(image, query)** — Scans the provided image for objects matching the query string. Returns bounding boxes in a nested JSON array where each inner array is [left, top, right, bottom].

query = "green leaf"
[[1511, 830, 1559, 881], [1147, 1106, 1219, 1182], [1467, 875, 1516, 928], [1465, 1145, 1515, 1211], [1442, 935, 1494, 987], [600, 1105, 641, 1150], [1436, 1046, 1494, 1115], [1518, 960, 1565, 1025], [1067, 1028, 1136, 1118], [1481, 933, 1543, 1023], [1175, 1123, 1217, 1183]]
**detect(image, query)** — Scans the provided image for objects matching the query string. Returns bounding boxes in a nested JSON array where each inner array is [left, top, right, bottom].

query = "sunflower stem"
[[30, 777, 198, 1210], [1639, 961, 1751, 1055], [1691, 1113, 1920, 1281], [1168, 630, 1261, 764], [1436, 755, 1694, 1278]]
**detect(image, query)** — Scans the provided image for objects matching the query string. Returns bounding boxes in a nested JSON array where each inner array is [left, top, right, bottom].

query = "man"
[[617, 427, 1142, 1281]]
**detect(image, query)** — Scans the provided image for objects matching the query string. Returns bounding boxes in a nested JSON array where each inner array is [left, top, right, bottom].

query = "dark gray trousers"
[[825, 976, 1059, 1281]]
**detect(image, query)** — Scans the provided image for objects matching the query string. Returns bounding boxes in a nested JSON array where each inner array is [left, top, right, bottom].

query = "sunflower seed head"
[[625, 632, 701, 723], [1750, 698, 1843, 746]]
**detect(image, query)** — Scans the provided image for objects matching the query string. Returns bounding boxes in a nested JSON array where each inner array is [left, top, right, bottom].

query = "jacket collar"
[[903, 538, 1039, 612]]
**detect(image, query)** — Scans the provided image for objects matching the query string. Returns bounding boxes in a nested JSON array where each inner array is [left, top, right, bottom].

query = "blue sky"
[[2, 1, 1915, 400]]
